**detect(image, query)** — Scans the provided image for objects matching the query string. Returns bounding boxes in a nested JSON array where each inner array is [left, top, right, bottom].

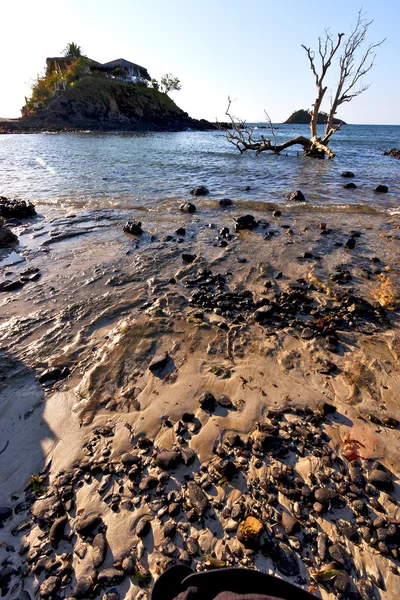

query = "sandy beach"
[[0, 195, 399, 600]]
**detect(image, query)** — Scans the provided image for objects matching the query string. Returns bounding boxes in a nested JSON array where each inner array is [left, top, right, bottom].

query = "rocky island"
[[0, 51, 219, 133], [285, 110, 346, 126]]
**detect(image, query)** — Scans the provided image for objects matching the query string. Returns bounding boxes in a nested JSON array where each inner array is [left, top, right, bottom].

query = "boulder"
[[0, 226, 17, 248], [344, 182, 357, 189], [190, 186, 209, 196], [368, 469, 394, 491], [155, 450, 181, 470], [0, 197, 36, 219], [383, 148, 400, 159], [234, 215, 258, 231], [149, 352, 169, 372], [123, 220, 143, 235], [0, 506, 12, 522], [285, 190, 306, 202], [375, 184, 388, 193], [181, 253, 196, 264], [341, 171, 355, 178], [180, 202, 196, 213], [219, 198, 233, 207]]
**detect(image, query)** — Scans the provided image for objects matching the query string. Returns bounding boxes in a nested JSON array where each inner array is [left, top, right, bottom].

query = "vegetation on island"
[[222, 11, 384, 159], [285, 109, 346, 126], [23, 42, 182, 119]]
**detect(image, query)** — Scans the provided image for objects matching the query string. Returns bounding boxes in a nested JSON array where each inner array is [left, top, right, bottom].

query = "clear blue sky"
[[1, 0, 399, 123]]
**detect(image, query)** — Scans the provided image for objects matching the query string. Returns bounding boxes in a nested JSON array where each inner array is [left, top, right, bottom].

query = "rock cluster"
[[0, 197, 37, 219]]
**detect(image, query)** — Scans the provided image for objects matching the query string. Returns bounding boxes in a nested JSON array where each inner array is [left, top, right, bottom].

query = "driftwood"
[[222, 11, 384, 159]]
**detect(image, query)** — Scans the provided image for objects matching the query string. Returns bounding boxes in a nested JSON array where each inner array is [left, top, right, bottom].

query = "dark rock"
[[353, 499, 367, 514], [75, 515, 102, 537], [0, 226, 18, 248], [345, 237, 356, 249], [281, 512, 299, 535], [180, 202, 196, 213], [328, 544, 352, 571], [235, 214, 258, 231], [0, 279, 24, 292], [93, 532, 107, 567], [219, 198, 233, 207], [38, 367, 65, 383], [182, 253, 196, 264], [190, 186, 209, 196], [199, 391, 216, 410], [137, 436, 152, 448], [163, 521, 176, 538], [0, 197, 36, 219], [349, 465, 365, 487], [181, 448, 196, 465], [123, 220, 143, 235], [344, 182, 357, 189], [187, 481, 208, 518], [273, 210, 282, 217], [314, 487, 339, 505], [39, 576, 60, 598], [334, 572, 350, 594], [369, 469, 394, 491], [358, 580, 378, 600], [383, 148, 400, 159], [341, 171, 355, 178], [120, 453, 140, 467], [49, 515, 67, 548], [214, 459, 238, 480], [277, 542, 300, 576], [0, 506, 12, 522], [338, 519, 358, 542], [181, 412, 194, 422], [175, 227, 186, 235], [149, 352, 169, 372], [98, 568, 125, 587], [285, 190, 306, 202], [136, 518, 151, 538], [375, 184, 388, 193], [317, 533, 328, 561], [139, 476, 157, 491], [320, 402, 336, 415], [103, 590, 120, 600], [156, 450, 181, 470], [217, 395, 233, 408]]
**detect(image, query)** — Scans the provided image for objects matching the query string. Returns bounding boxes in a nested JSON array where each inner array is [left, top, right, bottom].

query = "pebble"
[[180, 202, 196, 213], [49, 515, 67, 548], [187, 481, 208, 518], [149, 352, 169, 372], [237, 516, 263, 548], [190, 186, 209, 196], [98, 568, 125, 587], [93, 532, 107, 567], [75, 515, 102, 537], [136, 518, 151, 538], [277, 542, 300, 576], [0, 506, 12, 522], [281, 512, 299, 535], [368, 469, 394, 491], [123, 220, 143, 235], [155, 450, 181, 470], [328, 543, 352, 571], [198, 391, 217, 410], [341, 171, 355, 178]]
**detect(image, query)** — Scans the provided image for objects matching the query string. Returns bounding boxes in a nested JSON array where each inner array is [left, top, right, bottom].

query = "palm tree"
[[62, 42, 83, 58]]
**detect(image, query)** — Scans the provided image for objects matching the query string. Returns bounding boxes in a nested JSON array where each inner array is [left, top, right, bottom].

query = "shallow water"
[[0, 124, 399, 216]]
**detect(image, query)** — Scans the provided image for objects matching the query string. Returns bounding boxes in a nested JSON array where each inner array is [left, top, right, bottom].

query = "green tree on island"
[[62, 42, 84, 58], [160, 74, 181, 94]]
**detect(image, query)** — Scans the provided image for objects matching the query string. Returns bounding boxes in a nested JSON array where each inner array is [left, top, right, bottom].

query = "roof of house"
[[46, 57, 151, 80], [101, 58, 151, 79]]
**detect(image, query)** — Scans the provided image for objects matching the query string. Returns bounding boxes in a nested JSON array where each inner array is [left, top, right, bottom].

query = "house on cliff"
[[45, 56, 151, 86]]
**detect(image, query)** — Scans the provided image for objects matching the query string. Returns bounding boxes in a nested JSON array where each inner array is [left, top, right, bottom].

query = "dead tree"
[[222, 11, 384, 159]]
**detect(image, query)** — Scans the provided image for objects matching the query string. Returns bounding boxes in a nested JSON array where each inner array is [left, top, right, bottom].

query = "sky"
[[1, 0, 399, 124]]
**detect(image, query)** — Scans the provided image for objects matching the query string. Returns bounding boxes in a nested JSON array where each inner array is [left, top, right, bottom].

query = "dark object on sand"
[[190, 186, 209, 196], [175, 227, 186, 235], [273, 210, 281, 217], [235, 215, 258, 231], [0, 197, 36, 219], [375, 184, 388, 193], [285, 190, 306, 202], [341, 171, 355, 178], [149, 352, 169, 372], [0, 225, 18, 248], [180, 202, 196, 213], [219, 198, 233, 207], [345, 238, 356, 249], [149, 566, 318, 600], [383, 148, 400, 159], [344, 182, 357, 189], [123, 220, 143, 235], [182, 253, 196, 264]]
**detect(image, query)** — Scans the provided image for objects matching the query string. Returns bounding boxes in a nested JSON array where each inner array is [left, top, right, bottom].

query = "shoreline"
[[0, 199, 399, 599]]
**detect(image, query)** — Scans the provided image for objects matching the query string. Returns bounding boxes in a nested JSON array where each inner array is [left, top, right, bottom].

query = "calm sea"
[[0, 124, 398, 216]]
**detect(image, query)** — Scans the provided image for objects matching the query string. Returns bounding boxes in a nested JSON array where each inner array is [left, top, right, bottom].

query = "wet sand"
[[0, 199, 399, 599]]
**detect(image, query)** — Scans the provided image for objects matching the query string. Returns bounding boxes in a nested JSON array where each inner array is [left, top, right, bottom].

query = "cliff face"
[[1, 77, 215, 132], [284, 109, 346, 125]]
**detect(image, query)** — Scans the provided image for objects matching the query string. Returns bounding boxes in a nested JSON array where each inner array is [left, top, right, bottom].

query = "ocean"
[[0, 124, 398, 217]]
